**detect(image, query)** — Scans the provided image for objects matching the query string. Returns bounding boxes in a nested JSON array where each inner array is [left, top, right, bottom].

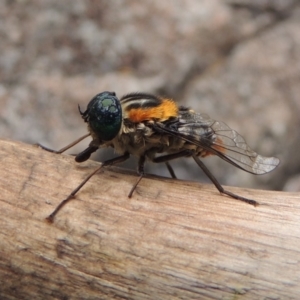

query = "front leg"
[[47, 152, 131, 222], [36, 133, 91, 154]]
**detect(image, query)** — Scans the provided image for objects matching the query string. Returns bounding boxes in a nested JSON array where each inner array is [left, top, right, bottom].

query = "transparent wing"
[[158, 111, 280, 175]]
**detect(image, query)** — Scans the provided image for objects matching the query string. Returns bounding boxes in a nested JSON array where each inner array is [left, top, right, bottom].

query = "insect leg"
[[75, 145, 98, 162], [165, 162, 177, 179], [192, 155, 258, 206], [36, 133, 91, 154], [154, 150, 195, 178], [128, 155, 146, 198], [46, 152, 130, 222], [151, 150, 193, 179], [128, 151, 191, 197], [152, 150, 193, 163]]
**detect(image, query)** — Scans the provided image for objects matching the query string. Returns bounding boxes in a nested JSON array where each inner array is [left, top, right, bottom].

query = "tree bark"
[[0, 139, 299, 300]]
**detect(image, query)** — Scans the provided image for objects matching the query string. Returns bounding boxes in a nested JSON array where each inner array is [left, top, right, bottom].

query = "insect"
[[38, 91, 280, 222]]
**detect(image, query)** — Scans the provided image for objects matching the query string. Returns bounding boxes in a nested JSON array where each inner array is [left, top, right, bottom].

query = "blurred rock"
[[1, 0, 299, 191], [284, 174, 300, 192]]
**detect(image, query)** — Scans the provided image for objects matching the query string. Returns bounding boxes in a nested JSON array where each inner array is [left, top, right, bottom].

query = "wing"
[[153, 108, 279, 175]]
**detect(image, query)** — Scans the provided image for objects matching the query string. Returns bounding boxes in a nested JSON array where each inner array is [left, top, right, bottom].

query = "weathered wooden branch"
[[0, 139, 299, 299]]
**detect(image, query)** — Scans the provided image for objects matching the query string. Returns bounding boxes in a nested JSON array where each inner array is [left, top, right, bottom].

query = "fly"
[[37, 91, 280, 222]]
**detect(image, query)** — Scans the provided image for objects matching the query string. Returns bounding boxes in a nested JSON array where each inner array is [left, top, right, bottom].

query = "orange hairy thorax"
[[128, 99, 178, 123]]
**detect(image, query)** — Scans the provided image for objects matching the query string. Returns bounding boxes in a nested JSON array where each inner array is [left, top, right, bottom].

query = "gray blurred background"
[[1, 0, 299, 192]]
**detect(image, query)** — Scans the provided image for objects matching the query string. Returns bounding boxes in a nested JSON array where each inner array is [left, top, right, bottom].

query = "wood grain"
[[0, 139, 299, 300]]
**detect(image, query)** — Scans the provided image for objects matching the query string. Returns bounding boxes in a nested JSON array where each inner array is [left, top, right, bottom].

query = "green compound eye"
[[80, 92, 122, 141]]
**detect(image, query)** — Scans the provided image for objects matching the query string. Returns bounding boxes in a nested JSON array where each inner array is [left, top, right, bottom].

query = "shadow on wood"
[[0, 139, 299, 299]]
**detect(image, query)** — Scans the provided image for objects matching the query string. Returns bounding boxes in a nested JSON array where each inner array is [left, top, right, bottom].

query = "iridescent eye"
[[82, 91, 122, 141]]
